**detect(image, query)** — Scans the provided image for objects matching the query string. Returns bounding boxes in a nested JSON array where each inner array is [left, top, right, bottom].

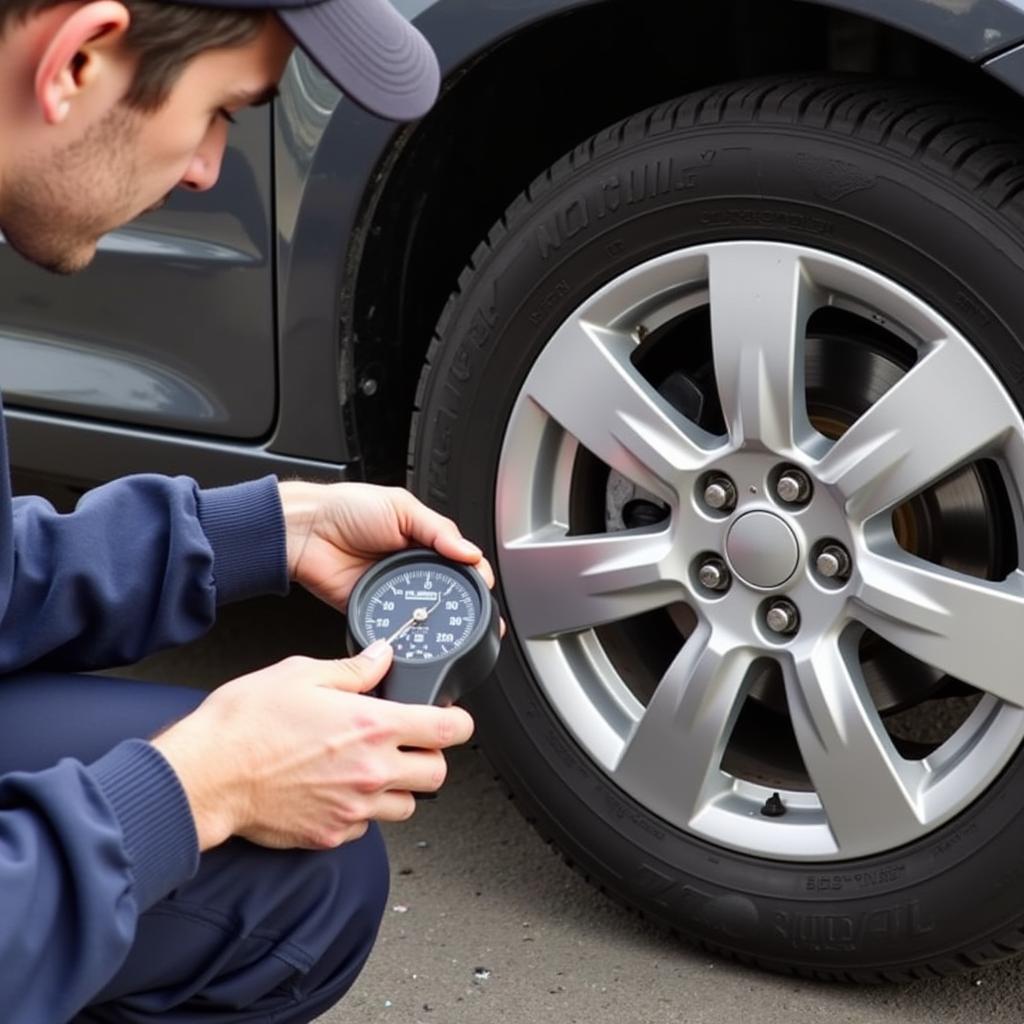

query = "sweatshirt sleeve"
[[0, 740, 199, 1023], [0, 402, 291, 1018], [0, 471, 288, 673]]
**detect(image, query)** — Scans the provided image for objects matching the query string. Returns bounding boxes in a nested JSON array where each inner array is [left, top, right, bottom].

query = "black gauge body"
[[345, 549, 500, 706]]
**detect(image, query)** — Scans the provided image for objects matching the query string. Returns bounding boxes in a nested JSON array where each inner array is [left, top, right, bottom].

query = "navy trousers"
[[0, 672, 389, 1023]]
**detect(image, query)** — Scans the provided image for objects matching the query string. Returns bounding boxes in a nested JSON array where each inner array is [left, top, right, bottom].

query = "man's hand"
[[278, 481, 495, 612], [151, 641, 473, 851]]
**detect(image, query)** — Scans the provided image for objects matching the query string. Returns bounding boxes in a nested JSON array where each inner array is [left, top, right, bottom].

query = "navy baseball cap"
[[182, 0, 440, 121]]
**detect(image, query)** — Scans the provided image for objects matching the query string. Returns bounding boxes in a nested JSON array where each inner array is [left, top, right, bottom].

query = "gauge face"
[[360, 564, 480, 663]]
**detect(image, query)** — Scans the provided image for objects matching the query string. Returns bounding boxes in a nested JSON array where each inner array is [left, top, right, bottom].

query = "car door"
[[0, 106, 276, 441]]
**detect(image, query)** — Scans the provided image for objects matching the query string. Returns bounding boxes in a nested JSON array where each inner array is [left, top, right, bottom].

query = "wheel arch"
[[338, 0, 1024, 482]]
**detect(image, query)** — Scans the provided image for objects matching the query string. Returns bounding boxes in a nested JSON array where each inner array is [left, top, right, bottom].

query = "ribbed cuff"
[[88, 740, 199, 912], [195, 475, 289, 605]]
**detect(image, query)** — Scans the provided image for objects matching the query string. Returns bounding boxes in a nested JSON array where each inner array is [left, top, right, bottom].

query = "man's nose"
[[179, 127, 228, 192]]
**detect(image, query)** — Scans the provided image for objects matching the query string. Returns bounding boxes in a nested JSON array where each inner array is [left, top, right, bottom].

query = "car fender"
[[273, 0, 1024, 465]]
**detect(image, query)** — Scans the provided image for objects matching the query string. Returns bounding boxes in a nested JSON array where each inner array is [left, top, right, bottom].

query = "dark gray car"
[[12, 0, 1024, 982]]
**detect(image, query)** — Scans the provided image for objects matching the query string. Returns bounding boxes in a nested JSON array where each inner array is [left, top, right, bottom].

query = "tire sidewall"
[[412, 112, 1024, 973]]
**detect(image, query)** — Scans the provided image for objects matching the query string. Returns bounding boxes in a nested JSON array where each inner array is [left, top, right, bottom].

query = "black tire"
[[408, 76, 1024, 981]]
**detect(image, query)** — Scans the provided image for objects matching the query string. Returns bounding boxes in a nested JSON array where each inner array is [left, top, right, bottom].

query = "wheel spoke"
[[855, 550, 1024, 705], [785, 635, 926, 851], [613, 624, 754, 826], [707, 244, 816, 453], [815, 338, 1017, 521], [501, 526, 683, 638], [523, 318, 717, 504], [498, 240, 1024, 861]]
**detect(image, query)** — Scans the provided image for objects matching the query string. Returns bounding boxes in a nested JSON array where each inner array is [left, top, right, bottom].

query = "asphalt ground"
[[117, 588, 1024, 1024]]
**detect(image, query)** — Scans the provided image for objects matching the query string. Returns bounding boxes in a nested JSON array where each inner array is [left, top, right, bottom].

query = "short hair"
[[1, 1, 269, 109]]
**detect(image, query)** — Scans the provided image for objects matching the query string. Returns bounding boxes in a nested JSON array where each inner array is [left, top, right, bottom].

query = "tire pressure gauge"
[[346, 549, 501, 706]]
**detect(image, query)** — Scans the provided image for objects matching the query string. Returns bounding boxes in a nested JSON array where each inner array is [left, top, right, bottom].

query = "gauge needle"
[[385, 596, 442, 645]]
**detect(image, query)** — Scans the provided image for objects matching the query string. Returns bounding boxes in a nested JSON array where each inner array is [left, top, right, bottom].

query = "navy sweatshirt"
[[0, 407, 289, 1022]]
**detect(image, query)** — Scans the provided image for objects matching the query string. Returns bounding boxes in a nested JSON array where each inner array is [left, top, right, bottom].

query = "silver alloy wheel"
[[495, 241, 1024, 861]]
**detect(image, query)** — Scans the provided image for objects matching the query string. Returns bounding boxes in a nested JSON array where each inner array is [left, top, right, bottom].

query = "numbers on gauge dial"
[[362, 568, 478, 662]]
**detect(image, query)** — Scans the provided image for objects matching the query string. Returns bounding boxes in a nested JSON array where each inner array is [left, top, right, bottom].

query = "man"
[[0, 2, 486, 1021]]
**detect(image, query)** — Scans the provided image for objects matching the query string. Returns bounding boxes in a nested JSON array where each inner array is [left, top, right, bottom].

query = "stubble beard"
[[3, 104, 142, 275]]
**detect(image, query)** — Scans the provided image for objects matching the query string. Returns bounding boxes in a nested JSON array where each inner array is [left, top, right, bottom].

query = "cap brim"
[[279, 0, 439, 121]]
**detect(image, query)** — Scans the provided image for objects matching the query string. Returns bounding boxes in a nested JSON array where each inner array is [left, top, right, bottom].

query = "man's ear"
[[34, 1, 131, 125]]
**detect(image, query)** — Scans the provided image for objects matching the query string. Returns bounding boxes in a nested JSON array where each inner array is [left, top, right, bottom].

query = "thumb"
[[322, 640, 393, 693]]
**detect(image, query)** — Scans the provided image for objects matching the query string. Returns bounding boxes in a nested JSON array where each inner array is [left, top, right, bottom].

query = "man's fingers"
[[395, 491, 495, 588], [314, 642, 394, 693], [396, 703, 475, 750], [473, 555, 496, 590], [393, 747, 450, 793], [302, 653, 474, 749], [372, 791, 419, 823]]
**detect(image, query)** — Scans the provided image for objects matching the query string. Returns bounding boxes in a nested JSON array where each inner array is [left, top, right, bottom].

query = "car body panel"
[[5, 408, 351, 488], [274, 0, 1024, 467], [817, 0, 1024, 61], [400, 0, 1024, 63], [0, 107, 277, 440], [9, 0, 1024, 487], [981, 34, 1024, 87]]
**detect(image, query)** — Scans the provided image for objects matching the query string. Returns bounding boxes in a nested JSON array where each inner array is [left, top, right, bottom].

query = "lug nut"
[[703, 477, 736, 512], [698, 557, 731, 592], [816, 543, 851, 580], [765, 599, 800, 636], [776, 469, 812, 505]]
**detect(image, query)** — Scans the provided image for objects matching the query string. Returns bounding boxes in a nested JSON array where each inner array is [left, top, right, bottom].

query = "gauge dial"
[[360, 565, 480, 663], [347, 549, 501, 706]]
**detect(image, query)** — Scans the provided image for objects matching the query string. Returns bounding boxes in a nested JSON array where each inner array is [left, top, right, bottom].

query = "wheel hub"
[[725, 511, 800, 588]]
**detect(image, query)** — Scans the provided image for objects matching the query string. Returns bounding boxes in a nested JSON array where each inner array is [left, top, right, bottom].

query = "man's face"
[[2, 14, 294, 275]]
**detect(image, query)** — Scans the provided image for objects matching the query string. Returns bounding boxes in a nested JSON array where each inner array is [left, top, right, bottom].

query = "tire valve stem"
[[760, 792, 786, 818]]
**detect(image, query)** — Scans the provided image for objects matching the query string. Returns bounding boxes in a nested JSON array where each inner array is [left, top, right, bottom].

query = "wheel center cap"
[[725, 511, 800, 588]]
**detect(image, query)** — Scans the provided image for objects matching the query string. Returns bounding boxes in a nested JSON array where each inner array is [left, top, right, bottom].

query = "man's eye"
[[219, 109, 237, 125]]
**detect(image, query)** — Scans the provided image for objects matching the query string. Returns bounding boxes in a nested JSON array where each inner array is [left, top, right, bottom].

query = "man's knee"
[[82, 824, 390, 1023], [309, 821, 390, 957], [281, 823, 390, 1019]]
